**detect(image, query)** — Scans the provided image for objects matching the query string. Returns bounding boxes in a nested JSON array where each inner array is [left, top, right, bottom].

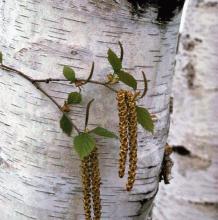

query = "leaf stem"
[[139, 71, 148, 99], [84, 99, 95, 130], [118, 41, 124, 62], [87, 80, 118, 92], [83, 62, 94, 85]]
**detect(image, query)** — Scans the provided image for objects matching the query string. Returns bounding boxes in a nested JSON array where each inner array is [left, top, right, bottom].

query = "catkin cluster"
[[81, 147, 101, 220], [116, 90, 138, 191]]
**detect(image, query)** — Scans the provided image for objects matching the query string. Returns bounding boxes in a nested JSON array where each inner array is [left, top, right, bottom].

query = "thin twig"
[[84, 99, 95, 130], [33, 78, 68, 83], [118, 41, 124, 62], [83, 62, 94, 85], [87, 80, 118, 92], [0, 64, 80, 133], [139, 71, 148, 99], [2, 64, 35, 83], [33, 77, 118, 92]]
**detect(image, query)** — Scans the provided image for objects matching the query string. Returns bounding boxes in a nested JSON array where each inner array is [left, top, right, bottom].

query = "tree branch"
[[33, 77, 118, 93], [1, 64, 80, 134]]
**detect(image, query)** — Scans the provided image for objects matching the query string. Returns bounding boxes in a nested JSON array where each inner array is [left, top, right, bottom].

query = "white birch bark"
[[153, 0, 218, 219], [0, 0, 182, 219]]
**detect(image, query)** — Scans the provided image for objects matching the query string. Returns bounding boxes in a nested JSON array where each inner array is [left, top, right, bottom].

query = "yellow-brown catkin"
[[90, 147, 101, 220], [126, 91, 138, 191], [116, 90, 129, 178], [81, 156, 92, 220]]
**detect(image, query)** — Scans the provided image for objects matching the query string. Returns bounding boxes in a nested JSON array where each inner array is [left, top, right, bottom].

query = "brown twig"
[[87, 80, 118, 92], [84, 99, 95, 130], [118, 41, 124, 62], [33, 78, 118, 93], [139, 71, 148, 99], [33, 78, 68, 83], [1, 64, 80, 133], [83, 62, 95, 85]]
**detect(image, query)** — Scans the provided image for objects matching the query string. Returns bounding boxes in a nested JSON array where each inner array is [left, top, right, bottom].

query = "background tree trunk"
[[0, 0, 182, 219], [153, 0, 218, 219]]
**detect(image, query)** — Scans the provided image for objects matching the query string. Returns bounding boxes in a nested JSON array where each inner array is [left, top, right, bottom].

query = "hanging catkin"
[[81, 148, 102, 220], [117, 90, 138, 191], [90, 147, 101, 220], [81, 156, 92, 220], [116, 90, 129, 178], [126, 91, 138, 191]]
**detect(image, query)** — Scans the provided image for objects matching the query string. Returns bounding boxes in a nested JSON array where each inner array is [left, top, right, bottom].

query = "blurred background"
[[153, 0, 218, 219]]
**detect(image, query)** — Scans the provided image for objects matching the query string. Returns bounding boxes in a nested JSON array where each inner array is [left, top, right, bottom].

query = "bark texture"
[[0, 0, 181, 219], [153, 0, 218, 219]]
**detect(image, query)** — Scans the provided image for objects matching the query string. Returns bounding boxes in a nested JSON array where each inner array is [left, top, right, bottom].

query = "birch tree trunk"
[[154, 0, 218, 219], [0, 1, 182, 219]]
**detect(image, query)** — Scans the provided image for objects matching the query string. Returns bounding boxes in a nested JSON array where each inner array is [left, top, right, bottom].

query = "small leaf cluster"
[[59, 42, 154, 158], [0, 42, 154, 160], [60, 66, 117, 159], [107, 43, 137, 90], [107, 44, 154, 133], [59, 67, 82, 137]]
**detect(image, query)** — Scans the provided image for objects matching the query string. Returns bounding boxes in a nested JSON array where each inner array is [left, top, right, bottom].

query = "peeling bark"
[[0, 0, 182, 219]]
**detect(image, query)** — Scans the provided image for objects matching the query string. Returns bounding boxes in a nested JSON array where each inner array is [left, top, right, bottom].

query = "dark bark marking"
[[184, 62, 195, 89], [127, 0, 185, 22], [62, 17, 86, 24], [183, 35, 202, 51], [15, 210, 37, 220], [172, 145, 191, 156], [0, 121, 10, 127]]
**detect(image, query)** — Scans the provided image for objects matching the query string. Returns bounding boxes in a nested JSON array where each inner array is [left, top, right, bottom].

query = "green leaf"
[[63, 66, 76, 83], [67, 92, 82, 104], [74, 133, 96, 159], [107, 48, 122, 73], [91, 127, 118, 139], [136, 106, 154, 133], [117, 70, 137, 90], [0, 52, 2, 64], [60, 113, 73, 136]]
